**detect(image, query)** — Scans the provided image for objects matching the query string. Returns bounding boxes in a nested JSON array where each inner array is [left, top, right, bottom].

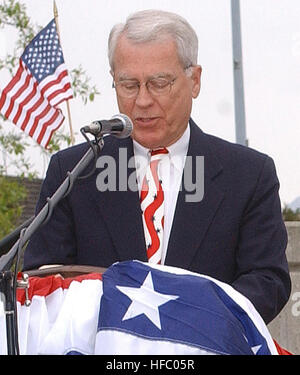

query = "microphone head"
[[111, 114, 133, 139]]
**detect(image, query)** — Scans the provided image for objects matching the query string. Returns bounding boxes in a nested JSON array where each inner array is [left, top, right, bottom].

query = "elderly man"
[[23, 10, 291, 324]]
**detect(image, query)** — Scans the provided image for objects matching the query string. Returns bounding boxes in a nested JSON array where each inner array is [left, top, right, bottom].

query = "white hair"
[[108, 9, 198, 72]]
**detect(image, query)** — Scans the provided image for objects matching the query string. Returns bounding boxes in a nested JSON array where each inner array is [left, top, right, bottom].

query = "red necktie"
[[140, 148, 169, 264]]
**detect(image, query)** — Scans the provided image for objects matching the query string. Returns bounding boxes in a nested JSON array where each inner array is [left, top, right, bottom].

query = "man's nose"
[[134, 84, 155, 108]]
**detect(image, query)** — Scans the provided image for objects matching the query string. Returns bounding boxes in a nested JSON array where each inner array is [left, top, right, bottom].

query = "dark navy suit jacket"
[[23, 119, 291, 324]]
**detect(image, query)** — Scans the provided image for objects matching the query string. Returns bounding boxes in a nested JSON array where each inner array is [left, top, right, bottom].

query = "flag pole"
[[53, 0, 75, 145], [231, 0, 247, 147]]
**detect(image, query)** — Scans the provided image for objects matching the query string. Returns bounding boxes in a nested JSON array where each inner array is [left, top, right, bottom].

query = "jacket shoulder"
[[204, 132, 269, 163]]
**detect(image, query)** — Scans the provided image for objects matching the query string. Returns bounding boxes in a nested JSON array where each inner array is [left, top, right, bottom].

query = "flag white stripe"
[[95, 329, 217, 355], [38, 63, 71, 90], [16, 85, 44, 129], [49, 88, 73, 107], [31, 106, 59, 141], [0, 68, 28, 116], [38, 112, 64, 148], [42, 74, 71, 99], [9, 75, 36, 123], [22, 99, 49, 133]]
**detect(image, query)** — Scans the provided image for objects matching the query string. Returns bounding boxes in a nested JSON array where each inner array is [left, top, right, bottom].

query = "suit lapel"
[[95, 137, 147, 262], [165, 120, 224, 269], [94, 120, 224, 267]]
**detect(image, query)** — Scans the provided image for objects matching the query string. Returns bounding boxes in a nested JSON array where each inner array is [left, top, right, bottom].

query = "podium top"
[[24, 265, 107, 278]]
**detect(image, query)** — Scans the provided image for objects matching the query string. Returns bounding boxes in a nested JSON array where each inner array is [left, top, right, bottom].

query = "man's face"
[[112, 35, 202, 149]]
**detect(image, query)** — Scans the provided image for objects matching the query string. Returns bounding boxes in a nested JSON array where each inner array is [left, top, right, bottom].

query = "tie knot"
[[150, 148, 169, 158]]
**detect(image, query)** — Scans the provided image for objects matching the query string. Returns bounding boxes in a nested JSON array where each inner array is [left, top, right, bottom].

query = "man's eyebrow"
[[117, 75, 138, 82], [149, 72, 173, 79], [116, 72, 173, 81]]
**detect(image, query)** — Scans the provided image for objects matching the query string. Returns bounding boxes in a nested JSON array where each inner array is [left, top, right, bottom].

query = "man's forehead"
[[112, 36, 181, 80], [114, 35, 179, 63]]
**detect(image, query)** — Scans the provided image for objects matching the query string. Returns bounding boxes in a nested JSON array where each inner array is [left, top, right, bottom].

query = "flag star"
[[251, 345, 262, 355], [117, 271, 179, 330]]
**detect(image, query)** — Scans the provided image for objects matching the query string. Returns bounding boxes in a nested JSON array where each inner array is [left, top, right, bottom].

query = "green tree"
[[0, 176, 26, 238], [282, 204, 300, 221], [0, 0, 100, 239]]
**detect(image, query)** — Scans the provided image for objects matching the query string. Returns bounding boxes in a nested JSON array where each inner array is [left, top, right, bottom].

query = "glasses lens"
[[148, 78, 171, 96], [116, 81, 139, 98], [113, 77, 175, 98]]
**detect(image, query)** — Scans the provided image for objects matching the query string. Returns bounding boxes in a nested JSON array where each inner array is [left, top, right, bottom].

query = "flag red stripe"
[[12, 74, 34, 123], [50, 92, 73, 107], [5, 72, 32, 119], [42, 115, 64, 149], [16, 273, 103, 306], [20, 94, 44, 130], [46, 82, 72, 104], [0, 60, 24, 108], [40, 70, 68, 96], [13, 79, 39, 125], [28, 103, 53, 136], [3, 65, 26, 118], [36, 109, 61, 145]]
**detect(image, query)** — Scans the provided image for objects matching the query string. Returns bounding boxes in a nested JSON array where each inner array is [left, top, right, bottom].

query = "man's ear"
[[191, 65, 202, 99]]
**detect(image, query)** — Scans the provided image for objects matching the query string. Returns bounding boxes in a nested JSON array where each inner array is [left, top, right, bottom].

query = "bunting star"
[[251, 345, 262, 354], [116, 271, 179, 330]]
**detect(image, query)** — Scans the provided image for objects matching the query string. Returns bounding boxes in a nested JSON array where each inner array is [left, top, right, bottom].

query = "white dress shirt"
[[133, 124, 190, 264]]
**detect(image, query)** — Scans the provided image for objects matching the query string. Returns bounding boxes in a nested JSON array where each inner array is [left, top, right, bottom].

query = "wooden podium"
[[24, 265, 107, 278]]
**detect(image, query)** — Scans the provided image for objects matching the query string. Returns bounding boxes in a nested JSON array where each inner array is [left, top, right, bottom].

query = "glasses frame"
[[112, 76, 178, 99]]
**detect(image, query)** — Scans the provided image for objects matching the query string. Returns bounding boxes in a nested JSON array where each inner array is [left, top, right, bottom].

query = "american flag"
[[0, 261, 291, 355], [0, 19, 73, 148]]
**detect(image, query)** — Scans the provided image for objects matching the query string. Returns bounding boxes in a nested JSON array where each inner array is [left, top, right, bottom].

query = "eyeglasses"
[[112, 76, 177, 99]]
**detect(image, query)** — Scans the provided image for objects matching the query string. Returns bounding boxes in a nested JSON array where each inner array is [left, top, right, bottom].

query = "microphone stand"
[[0, 134, 104, 355]]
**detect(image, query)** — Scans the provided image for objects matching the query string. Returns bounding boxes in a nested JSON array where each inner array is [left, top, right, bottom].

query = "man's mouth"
[[135, 117, 159, 124]]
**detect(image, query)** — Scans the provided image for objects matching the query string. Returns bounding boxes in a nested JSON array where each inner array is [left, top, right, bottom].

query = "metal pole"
[[231, 0, 248, 146]]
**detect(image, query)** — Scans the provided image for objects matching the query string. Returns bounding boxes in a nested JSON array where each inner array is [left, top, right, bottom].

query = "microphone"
[[82, 114, 133, 139]]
